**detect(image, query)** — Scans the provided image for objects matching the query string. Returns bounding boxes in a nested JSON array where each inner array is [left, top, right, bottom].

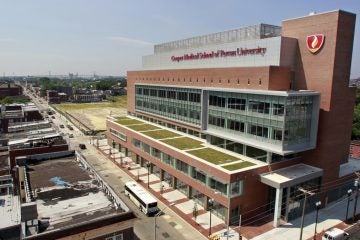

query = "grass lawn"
[[55, 95, 127, 111], [142, 129, 180, 139], [161, 137, 203, 150], [221, 161, 255, 171], [126, 124, 160, 131], [187, 148, 240, 165], [116, 117, 144, 125]]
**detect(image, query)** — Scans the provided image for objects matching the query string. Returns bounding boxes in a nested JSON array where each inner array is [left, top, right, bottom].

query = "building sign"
[[306, 34, 325, 54], [171, 47, 267, 62]]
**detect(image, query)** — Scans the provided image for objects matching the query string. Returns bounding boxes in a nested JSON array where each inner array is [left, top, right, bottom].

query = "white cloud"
[[105, 36, 153, 46]]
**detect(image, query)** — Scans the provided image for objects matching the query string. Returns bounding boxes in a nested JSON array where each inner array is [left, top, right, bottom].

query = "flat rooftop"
[[0, 194, 20, 229], [27, 157, 128, 234], [260, 163, 323, 188], [111, 116, 264, 172]]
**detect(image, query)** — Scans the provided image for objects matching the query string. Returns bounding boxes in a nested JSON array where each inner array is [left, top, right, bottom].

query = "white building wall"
[[143, 37, 284, 70]]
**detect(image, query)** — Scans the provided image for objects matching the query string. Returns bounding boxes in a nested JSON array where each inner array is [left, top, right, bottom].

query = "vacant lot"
[[54, 96, 127, 131]]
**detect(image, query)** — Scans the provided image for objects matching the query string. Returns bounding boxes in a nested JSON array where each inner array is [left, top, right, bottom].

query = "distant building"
[[111, 86, 127, 96], [0, 81, 22, 98], [57, 86, 73, 97], [73, 93, 102, 103], [46, 90, 60, 104], [0, 103, 43, 133], [8, 134, 69, 172], [57, 92, 68, 102]]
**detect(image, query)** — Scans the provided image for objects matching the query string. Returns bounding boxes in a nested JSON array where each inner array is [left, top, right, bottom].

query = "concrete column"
[[205, 175, 211, 188], [266, 152, 272, 164], [160, 169, 165, 181], [273, 187, 283, 227], [172, 176, 177, 189], [284, 187, 291, 222], [187, 186, 192, 198]]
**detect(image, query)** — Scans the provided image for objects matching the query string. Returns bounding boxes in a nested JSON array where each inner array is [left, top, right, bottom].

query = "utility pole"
[[299, 187, 315, 240]]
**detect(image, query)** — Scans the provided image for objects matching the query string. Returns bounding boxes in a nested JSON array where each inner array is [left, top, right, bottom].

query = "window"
[[227, 119, 245, 132], [209, 115, 225, 127], [189, 93, 201, 102], [159, 90, 166, 98], [273, 104, 284, 116], [209, 95, 225, 107], [249, 124, 269, 138], [249, 101, 270, 114], [177, 92, 188, 101], [228, 98, 246, 110], [105, 234, 123, 240], [150, 89, 157, 96], [136, 87, 143, 95], [143, 88, 149, 95], [167, 90, 176, 99]]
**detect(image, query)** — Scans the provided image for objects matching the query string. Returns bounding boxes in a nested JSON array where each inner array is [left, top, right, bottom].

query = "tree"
[[0, 96, 14, 104]]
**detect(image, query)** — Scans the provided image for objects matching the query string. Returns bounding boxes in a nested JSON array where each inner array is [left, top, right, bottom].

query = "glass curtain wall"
[[135, 85, 202, 126]]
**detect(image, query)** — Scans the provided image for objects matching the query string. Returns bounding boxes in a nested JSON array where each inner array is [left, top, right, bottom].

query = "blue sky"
[[0, 0, 359, 77]]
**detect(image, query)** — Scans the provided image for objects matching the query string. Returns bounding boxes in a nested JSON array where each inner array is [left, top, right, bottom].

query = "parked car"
[[69, 133, 74, 138], [79, 144, 86, 149], [51, 116, 55, 119], [67, 125, 74, 130], [59, 124, 65, 128], [322, 228, 349, 240]]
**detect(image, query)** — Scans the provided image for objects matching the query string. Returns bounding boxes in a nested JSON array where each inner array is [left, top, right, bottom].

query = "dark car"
[[51, 116, 55, 119], [59, 124, 65, 128], [79, 144, 86, 149], [67, 125, 74, 130]]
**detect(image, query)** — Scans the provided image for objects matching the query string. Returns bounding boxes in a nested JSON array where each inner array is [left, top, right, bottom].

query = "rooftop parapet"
[[154, 24, 281, 54]]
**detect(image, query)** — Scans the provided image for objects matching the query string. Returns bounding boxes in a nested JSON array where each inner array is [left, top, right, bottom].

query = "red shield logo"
[[306, 34, 325, 54]]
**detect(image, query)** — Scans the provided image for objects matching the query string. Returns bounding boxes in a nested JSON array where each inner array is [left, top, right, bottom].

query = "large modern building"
[[107, 10, 357, 227]]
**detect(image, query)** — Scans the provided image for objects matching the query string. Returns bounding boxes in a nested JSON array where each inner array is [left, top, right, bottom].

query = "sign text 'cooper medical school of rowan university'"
[[171, 47, 267, 62]]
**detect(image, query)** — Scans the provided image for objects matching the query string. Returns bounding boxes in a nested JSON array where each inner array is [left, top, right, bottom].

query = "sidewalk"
[[96, 140, 360, 240], [251, 195, 359, 240], [95, 140, 238, 239]]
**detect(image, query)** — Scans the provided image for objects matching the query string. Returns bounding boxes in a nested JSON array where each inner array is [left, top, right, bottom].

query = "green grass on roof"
[[142, 129, 180, 139], [161, 137, 203, 150], [221, 161, 255, 171], [187, 148, 240, 165], [116, 117, 144, 126], [126, 124, 160, 131]]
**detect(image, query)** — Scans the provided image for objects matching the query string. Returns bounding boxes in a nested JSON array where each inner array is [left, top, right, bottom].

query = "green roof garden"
[[116, 117, 144, 126], [187, 148, 241, 165], [142, 129, 181, 139], [126, 124, 160, 131], [161, 137, 204, 150], [221, 161, 255, 171]]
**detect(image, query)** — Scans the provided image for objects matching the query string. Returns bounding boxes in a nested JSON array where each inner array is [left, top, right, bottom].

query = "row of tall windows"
[[131, 137, 240, 196], [135, 85, 201, 125], [207, 92, 315, 146]]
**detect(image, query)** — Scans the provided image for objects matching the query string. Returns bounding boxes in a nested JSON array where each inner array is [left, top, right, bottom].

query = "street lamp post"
[[353, 179, 359, 221], [346, 189, 353, 222], [146, 163, 151, 188], [208, 198, 214, 237], [313, 201, 321, 240], [155, 203, 175, 240]]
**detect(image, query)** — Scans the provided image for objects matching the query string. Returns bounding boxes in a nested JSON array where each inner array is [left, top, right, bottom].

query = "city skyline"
[[0, 0, 359, 77]]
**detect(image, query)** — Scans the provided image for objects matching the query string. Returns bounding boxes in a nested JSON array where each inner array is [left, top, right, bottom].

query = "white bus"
[[124, 181, 158, 216]]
